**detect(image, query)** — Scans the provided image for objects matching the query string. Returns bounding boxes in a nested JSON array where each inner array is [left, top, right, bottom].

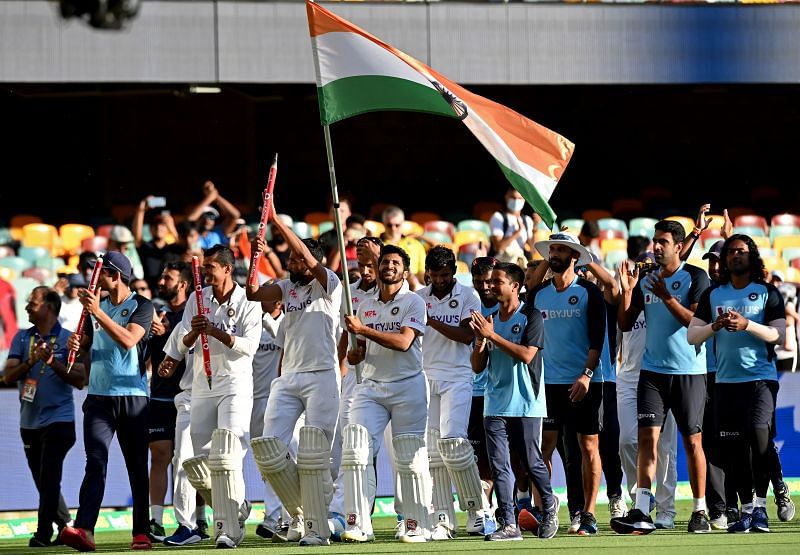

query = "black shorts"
[[468, 395, 486, 448], [637, 370, 705, 436], [543, 382, 603, 436], [715, 380, 778, 441], [148, 399, 177, 442]]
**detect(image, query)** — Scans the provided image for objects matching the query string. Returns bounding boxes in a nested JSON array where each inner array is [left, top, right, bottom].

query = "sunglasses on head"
[[356, 236, 383, 248], [472, 256, 498, 268]]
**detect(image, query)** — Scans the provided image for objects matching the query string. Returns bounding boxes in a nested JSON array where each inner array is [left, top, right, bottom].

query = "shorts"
[[715, 380, 778, 440], [637, 370, 705, 436], [543, 382, 603, 436], [148, 398, 177, 442]]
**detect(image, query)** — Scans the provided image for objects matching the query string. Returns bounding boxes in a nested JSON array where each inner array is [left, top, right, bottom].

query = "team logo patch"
[[748, 293, 758, 301], [391, 307, 400, 315], [568, 295, 578, 305], [121, 309, 129, 317], [227, 307, 235, 318], [672, 281, 680, 291], [449, 299, 459, 309], [541, 310, 548, 320], [347, 514, 357, 526], [512, 324, 522, 334]]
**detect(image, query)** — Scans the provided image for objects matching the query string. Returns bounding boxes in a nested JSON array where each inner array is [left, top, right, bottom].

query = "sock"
[[151, 505, 164, 525], [693, 498, 707, 513], [635, 488, 652, 514], [742, 503, 754, 514], [754, 497, 767, 508], [195, 505, 207, 523]]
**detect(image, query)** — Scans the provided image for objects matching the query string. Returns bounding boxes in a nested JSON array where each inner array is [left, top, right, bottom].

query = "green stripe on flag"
[[497, 161, 557, 229], [318, 75, 457, 126]]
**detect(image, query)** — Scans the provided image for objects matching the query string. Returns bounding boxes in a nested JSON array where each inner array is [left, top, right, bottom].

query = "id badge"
[[22, 379, 37, 403]]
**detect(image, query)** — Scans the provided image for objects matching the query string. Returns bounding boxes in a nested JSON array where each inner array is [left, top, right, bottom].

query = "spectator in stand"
[[380, 206, 426, 289], [775, 278, 798, 372], [130, 279, 152, 300], [3, 286, 86, 547], [489, 187, 535, 265], [57, 274, 88, 332], [172, 220, 204, 264], [326, 214, 367, 276], [0, 274, 19, 369], [133, 199, 182, 291], [186, 180, 242, 250], [108, 225, 144, 281], [318, 197, 353, 268], [578, 221, 601, 260]]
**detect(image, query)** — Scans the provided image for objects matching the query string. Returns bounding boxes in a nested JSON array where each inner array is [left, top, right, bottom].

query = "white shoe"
[[341, 524, 374, 543], [431, 522, 454, 541], [609, 494, 628, 519], [654, 513, 675, 529], [277, 515, 303, 542], [215, 533, 236, 549], [399, 519, 429, 543], [466, 509, 485, 535], [568, 512, 581, 534], [328, 513, 345, 542], [394, 518, 406, 539], [299, 530, 330, 546]]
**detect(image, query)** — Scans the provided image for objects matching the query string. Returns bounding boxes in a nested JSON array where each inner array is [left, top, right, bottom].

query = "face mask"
[[507, 198, 525, 212]]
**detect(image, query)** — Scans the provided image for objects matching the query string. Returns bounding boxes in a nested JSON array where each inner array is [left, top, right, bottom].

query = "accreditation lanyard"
[[21, 334, 57, 403]]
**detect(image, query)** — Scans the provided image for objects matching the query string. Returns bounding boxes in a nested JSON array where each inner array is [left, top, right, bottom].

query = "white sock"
[[742, 503, 754, 514], [151, 505, 164, 525], [635, 488, 652, 514], [693, 498, 707, 513], [754, 497, 767, 508]]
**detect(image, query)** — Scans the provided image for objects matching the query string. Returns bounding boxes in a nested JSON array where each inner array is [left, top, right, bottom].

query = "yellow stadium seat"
[[785, 267, 800, 283], [751, 235, 770, 250], [600, 238, 627, 255], [21, 223, 59, 254], [9, 214, 43, 241], [773, 235, 800, 260], [454, 229, 489, 248], [400, 221, 424, 237], [665, 216, 695, 236], [456, 260, 469, 274], [761, 256, 787, 274], [59, 224, 95, 255], [364, 220, 385, 237], [0, 266, 17, 281], [704, 214, 725, 231]]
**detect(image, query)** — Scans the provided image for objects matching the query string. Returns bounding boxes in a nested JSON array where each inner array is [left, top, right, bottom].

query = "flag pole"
[[322, 124, 362, 384]]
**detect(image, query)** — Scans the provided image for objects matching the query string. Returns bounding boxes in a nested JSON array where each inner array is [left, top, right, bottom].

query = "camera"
[[630, 262, 659, 277], [147, 197, 167, 209]]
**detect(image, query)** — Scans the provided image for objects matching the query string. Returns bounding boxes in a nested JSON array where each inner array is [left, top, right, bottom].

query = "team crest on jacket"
[[449, 299, 459, 308], [391, 307, 400, 315], [568, 296, 578, 305], [748, 293, 758, 301], [121, 309, 129, 317], [672, 281, 681, 290], [512, 324, 521, 334], [227, 307, 235, 317]]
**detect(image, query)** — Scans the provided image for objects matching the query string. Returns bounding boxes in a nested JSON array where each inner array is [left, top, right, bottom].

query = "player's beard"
[[290, 271, 312, 285], [158, 284, 178, 302], [549, 256, 570, 274]]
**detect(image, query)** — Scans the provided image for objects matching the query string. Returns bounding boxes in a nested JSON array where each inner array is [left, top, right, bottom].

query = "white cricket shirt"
[[253, 312, 284, 399]]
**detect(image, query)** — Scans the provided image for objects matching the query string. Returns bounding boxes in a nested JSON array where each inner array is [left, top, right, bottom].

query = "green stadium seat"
[[559, 218, 584, 235], [770, 225, 800, 242], [0, 256, 30, 274], [598, 218, 629, 238], [732, 225, 766, 238], [629, 217, 658, 238], [604, 250, 628, 271], [317, 221, 334, 236], [457, 219, 491, 237], [12, 276, 39, 328]]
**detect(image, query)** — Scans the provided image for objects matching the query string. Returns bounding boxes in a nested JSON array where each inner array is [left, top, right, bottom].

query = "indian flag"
[[306, 0, 574, 228]]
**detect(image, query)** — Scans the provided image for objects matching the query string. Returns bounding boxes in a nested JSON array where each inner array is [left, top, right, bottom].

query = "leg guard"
[[208, 428, 244, 544], [182, 456, 213, 509], [428, 429, 456, 530], [296, 426, 333, 541], [439, 437, 490, 512], [394, 434, 432, 534], [251, 435, 303, 517], [341, 424, 374, 536]]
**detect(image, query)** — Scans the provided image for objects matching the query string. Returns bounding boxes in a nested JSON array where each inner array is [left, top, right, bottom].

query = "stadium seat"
[[410, 211, 441, 225], [9, 214, 43, 241], [18, 246, 50, 267], [598, 218, 629, 237], [686, 257, 706, 270], [456, 260, 469, 274], [22, 267, 53, 285], [771, 213, 800, 228], [424, 220, 456, 241], [761, 256, 787, 274], [368, 202, 391, 220], [400, 221, 424, 237], [598, 229, 626, 243], [770, 225, 800, 242], [12, 276, 39, 328], [664, 216, 695, 236], [732, 225, 766, 238], [81, 236, 109, 254], [316, 221, 334, 236], [604, 250, 628, 271], [611, 198, 644, 219], [0, 227, 13, 245], [781, 247, 800, 266], [786, 267, 800, 283], [751, 236, 770, 250], [703, 213, 725, 231], [472, 201, 503, 220], [700, 228, 721, 247], [96, 224, 115, 238], [0, 245, 13, 258], [110, 204, 137, 224], [59, 223, 95, 255], [421, 231, 452, 247], [292, 222, 317, 239], [0, 256, 29, 274], [629, 217, 658, 238], [559, 218, 584, 235], [0, 266, 17, 281], [733, 214, 769, 235], [457, 219, 491, 237], [455, 272, 473, 287], [454, 229, 489, 249], [21, 223, 59, 254], [773, 235, 800, 260], [304, 211, 330, 226], [792, 258, 800, 270], [600, 238, 627, 255], [725, 207, 755, 222], [582, 209, 612, 221], [364, 220, 385, 237]]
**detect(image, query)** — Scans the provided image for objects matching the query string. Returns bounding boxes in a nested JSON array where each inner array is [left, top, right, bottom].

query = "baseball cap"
[[67, 273, 88, 289], [102, 251, 133, 281], [201, 206, 220, 220], [109, 225, 134, 244], [702, 240, 724, 260]]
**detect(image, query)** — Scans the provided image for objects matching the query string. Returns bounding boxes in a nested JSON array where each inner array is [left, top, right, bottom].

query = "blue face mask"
[[507, 198, 525, 212]]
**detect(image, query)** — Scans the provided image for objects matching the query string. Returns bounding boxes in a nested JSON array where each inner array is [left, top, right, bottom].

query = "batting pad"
[[208, 428, 244, 543], [341, 424, 373, 534], [297, 426, 333, 540], [439, 437, 489, 512], [393, 434, 432, 531], [182, 455, 213, 508], [251, 436, 303, 516], [428, 429, 456, 529]]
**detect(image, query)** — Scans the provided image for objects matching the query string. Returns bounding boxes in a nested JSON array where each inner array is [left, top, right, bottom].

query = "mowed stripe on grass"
[[1, 500, 798, 553]]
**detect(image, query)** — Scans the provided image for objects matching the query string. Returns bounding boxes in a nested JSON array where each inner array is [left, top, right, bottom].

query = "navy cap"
[[102, 251, 133, 281], [67, 273, 88, 288], [635, 252, 656, 264], [702, 240, 724, 260]]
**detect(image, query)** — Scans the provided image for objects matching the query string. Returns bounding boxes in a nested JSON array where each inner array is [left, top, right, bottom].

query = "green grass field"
[[2, 500, 798, 554]]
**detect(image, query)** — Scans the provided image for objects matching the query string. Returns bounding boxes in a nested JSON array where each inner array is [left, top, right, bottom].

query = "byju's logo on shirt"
[[645, 293, 681, 305], [541, 309, 582, 319]]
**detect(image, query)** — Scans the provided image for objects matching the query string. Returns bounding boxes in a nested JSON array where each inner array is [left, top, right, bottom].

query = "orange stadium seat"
[[772, 213, 800, 228], [582, 209, 612, 221], [665, 216, 695, 236], [304, 211, 330, 226], [410, 211, 441, 225], [111, 204, 137, 224], [9, 214, 43, 241], [60, 224, 95, 255], [472, 201, 502, 220]]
